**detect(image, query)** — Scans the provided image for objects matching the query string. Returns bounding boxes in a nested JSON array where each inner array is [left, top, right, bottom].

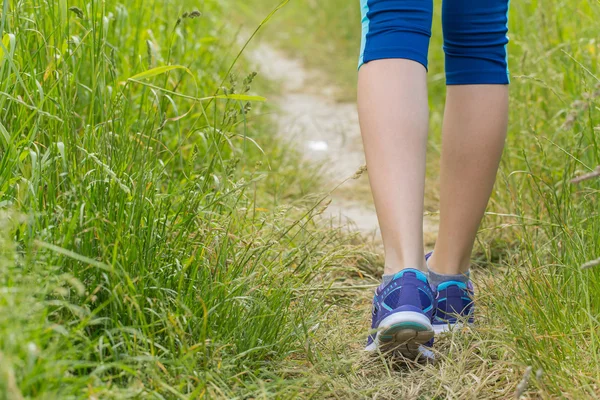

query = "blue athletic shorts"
[[359, 0, 510, 85]]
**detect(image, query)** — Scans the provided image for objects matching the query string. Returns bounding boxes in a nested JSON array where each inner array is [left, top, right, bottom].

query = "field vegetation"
[[0, 0, 358, 397], [1, 0, 600, 398]]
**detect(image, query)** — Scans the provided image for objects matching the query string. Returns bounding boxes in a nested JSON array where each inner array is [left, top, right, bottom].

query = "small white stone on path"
[[307, 140, 329, 152]]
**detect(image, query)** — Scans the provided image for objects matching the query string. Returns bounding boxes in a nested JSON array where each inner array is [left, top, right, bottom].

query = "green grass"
[[2, 0, 600, 397], [0, 0, 362, 397], [237, 0, 600, 397]]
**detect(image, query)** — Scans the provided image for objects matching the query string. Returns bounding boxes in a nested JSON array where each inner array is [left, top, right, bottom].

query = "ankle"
[[427, 251, 470, 275], [427, 267, 470, 287], [383, 255, 426, 275]]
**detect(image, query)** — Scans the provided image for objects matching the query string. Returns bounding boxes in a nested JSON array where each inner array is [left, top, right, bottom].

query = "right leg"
[[357, 0, 434, 276], [358, 0, 436, 359], [358, 60, 428, 275]]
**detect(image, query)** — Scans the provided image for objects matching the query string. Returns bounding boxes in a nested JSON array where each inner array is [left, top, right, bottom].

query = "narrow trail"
[[249, 44, 438, 248], [245, 44, 515, 398]]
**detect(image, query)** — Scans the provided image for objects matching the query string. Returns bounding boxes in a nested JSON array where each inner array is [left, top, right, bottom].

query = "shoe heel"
[[377, 312, 434, 359]]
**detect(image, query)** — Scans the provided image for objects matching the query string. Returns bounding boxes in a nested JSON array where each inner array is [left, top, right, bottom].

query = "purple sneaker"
[[365, 268, 435, 360], [425, 252, 475, 333]]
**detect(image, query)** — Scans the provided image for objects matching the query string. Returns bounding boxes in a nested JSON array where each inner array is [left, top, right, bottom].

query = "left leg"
[[428, 86, 509, 274], [428, 0, 510, 331], [429, 0, 510, 275]]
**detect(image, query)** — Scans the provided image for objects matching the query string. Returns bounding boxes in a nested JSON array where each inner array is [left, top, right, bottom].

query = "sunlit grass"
[[0, 0, 361, 397], [2, 0, 600, 396]]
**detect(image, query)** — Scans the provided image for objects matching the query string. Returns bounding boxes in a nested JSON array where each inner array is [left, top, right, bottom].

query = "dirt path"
[[249, 44, 437, 246], [246, 44, 518, 399]]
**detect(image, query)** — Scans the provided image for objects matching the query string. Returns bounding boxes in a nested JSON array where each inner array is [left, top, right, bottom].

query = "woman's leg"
[[428, 86, 508, 275], [358, 60, 429, 275], [359, 0, 437, 358], [428, 0, 510, 276], [427, 0, 510, 332], [357, 0, 434, 275]]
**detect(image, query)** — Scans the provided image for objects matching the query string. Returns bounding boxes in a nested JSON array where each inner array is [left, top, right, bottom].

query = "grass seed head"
[[69, 7, 84, 19], [317, 199, 332, 215], [351, 164, 367, 179], [146, 40, 153, 67], [571, 100, 588, 110], [562, 111, 577, 130]]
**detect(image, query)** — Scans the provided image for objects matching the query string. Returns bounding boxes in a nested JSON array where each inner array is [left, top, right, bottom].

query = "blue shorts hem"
[[359, 50, 429, 72], [446, 70, 510, 85]]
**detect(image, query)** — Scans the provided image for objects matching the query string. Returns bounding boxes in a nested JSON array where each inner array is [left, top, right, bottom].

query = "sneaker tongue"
[[446, 285, 463, 296]]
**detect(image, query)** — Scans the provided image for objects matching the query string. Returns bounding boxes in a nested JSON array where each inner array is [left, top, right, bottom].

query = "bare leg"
[[428, 85, 509, 274], [357, 59, 429, 275]]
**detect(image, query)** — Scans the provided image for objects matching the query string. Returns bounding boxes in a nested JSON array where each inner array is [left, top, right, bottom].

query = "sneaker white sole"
[[365, 311, 434, 360]]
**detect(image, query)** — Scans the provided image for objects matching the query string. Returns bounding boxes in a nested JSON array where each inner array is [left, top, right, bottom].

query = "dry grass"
[[284, 268, 528, 399]]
